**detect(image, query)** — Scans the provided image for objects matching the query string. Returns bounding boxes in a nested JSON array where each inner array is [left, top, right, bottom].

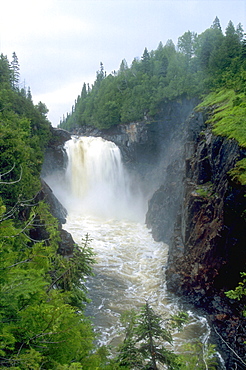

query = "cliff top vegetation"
[[59, 17, 245, 133]]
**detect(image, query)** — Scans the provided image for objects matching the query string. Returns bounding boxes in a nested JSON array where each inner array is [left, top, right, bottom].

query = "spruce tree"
[[10, 51, 20, 89], [117, 302, 188, 369]]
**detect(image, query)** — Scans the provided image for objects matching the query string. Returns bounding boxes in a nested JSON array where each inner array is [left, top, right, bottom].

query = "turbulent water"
[[45, 136, 211, 354]]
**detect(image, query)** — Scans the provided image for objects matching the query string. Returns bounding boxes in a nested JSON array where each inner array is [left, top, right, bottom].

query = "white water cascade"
[[45, 136, 212, 356], [63, 136, 145, 221]]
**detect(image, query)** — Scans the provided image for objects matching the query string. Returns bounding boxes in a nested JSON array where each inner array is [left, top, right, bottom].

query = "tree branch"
[[214, 325, 246, 367], [0, 164, 23, 185]]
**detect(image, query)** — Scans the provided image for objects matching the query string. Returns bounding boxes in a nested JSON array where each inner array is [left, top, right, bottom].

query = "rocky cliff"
[[41, 127, 71, 178], [41, 127, 75, 257], [147, 109, 246, 368]]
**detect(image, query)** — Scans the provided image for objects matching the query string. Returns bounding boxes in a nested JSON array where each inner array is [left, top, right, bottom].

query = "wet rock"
[[37, 179, 75, 256], [57, 228, 75, 256], [145, 104, 246, 365], [38, 179, 67, 224], [41, 127, 71, 177]]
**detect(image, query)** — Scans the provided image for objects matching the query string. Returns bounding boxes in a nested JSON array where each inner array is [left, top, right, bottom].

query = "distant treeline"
[[59, 17, 246, 131]]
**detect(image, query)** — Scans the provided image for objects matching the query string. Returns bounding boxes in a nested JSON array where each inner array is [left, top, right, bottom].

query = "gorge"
[[1, 21, 245, 367], [42, 98, 246, 368]]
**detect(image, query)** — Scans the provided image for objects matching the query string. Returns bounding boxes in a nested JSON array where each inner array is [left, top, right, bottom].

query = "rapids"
[[45, 135, 213, 357]]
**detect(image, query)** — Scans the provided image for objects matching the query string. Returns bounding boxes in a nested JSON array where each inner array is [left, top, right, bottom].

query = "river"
[[45, 135, 214, 359]]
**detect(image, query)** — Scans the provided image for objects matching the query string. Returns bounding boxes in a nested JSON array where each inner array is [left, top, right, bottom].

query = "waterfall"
[[44, 135, 213, 362], [63, 136, 144, 221]]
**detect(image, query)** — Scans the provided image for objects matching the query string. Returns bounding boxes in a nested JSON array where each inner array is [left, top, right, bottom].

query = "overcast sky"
[[1, 0, 245, 126]]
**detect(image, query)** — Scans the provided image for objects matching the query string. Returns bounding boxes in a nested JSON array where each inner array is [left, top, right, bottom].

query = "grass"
[[196, 89, 246, 185], [195, 182, 214, 198], [196, 89, 246, 148], [228, 158, 246, 186]]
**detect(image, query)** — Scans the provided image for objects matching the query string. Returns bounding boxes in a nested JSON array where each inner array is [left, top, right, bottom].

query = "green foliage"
[[0, 56, 108, 368], [1, 21, 246, 367], [60, 18, 245, 132], [115, 302, 217, 370], [226, 272, 246, 319], [0, 53, 51, 208], [0, 111, 41, 205], [212, 93, 246, 148], [116, 302, 188, 369], [195, 182, 214, 198], [228, 158, 246, 185], [226, 272, 246, 301], [196, 89, 246, 185], [115, 304, 218, 369], [0, 197, 98, 369], [48, 233, 96, 309], [177, 341, 218, 369]]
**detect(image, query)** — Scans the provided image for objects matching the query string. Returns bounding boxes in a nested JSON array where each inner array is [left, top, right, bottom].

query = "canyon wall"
[[43, 99, 246, 367], [146, 109, 246, 368]]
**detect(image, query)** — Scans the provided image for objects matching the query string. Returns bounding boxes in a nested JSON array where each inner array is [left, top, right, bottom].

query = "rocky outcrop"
[[41, 127, 71, 178], [167, 129, 246, 296], [147, 109, 246, 367], [73, 99, 197, 161], [146, 110, 205, 243], [40, 129, 75, 256], [39, 179, 67, 224], [167, 127, 246, 367], [37, 179, 75, 256]]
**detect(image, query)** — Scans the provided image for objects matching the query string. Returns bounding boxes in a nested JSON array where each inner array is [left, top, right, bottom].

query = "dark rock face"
[[147, 110, 246, 367], [145, 160, 184, 243], [41, 127, 71, 178], [39, 179, 67, 224], [146, 110, 205, 243], [40, 129, 75, 257], [74, 99, 197, 163], [167, 128, 246, 295], [37, 179, 75, 256]]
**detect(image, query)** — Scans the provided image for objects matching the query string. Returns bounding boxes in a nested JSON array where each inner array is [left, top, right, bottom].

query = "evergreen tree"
[[59, 18, 245, 134], [27, 86, 32, 101], [95, 62, 105, 87], [211, 16, 222, 31], [177, 30, 197, 60], [119, 58, 129, 73], [195, 27, 223, 72], [236, 23, 244, 42], [0, 54, 11, 86], [141, 47, 151, 74], [241, 34, 246, 60], [81, 82, 87, 99], [224, 20, 241, 59], [116, 302, 188, 369], [10, 51, 20, 89]]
